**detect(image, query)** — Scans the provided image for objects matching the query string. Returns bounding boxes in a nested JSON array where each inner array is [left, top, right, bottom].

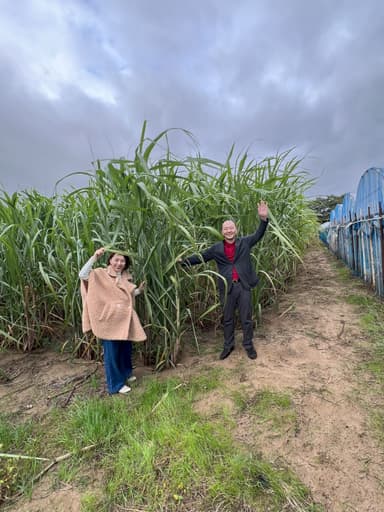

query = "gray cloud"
[[0, 0, 383, 198]]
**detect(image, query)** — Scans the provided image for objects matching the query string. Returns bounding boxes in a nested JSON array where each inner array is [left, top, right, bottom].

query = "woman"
[[79, 247, 147, 394]]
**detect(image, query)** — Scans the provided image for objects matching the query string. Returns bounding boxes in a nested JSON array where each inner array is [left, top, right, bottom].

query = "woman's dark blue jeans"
[[101, 340, 133, 394]]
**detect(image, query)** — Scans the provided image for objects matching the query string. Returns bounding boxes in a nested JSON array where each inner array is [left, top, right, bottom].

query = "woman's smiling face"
[[109, 253, 126, 273]]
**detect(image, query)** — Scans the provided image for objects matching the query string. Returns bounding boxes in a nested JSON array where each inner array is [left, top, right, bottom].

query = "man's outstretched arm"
[[179, 246, 215, 267], [244, 201, 269, 247]]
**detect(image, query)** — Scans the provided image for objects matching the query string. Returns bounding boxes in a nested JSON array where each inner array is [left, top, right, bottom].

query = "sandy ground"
[[1, 244, 384, 511]]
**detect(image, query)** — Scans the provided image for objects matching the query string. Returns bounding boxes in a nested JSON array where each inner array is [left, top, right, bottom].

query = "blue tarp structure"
[[319, 221, 330, 245], [322, 167, 384, 296]]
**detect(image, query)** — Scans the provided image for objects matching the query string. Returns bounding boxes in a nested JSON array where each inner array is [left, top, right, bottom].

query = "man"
[[180, 201, 269, 360]]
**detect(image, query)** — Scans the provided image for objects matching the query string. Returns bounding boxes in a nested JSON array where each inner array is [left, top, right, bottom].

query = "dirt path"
[[190, 244, 384, 512], [255, 247, 384, 512], [1, 244, 384, 511]]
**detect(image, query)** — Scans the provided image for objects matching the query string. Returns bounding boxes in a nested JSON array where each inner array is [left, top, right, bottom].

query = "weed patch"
[[233, 388, 297, 433], [54, 375, 317, 511]]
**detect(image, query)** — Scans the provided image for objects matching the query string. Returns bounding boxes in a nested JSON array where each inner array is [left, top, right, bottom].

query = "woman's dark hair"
[[107, 253, 131, 271]]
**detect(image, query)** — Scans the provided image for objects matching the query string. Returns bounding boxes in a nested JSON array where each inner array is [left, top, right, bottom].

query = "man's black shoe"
[[246, 347, 257, 360], [219, 346, 234, 360]]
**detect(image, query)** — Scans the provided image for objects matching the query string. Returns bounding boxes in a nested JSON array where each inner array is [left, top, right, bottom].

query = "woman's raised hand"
[[94, 247, 106, 260]]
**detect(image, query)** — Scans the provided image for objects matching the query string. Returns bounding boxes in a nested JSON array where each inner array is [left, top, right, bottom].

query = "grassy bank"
[[334, 259, 384, 445], [0, 366, 322, 511]]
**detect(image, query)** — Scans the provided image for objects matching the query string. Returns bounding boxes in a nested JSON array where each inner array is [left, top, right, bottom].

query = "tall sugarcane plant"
[[0, 123, 318, 367]]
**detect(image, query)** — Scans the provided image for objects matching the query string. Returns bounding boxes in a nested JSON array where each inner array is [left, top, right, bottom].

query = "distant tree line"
[[308, 194, 344, 224]]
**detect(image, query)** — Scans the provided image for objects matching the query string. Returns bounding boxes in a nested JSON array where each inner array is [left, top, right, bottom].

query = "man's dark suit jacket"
[[182, 219, 268, 299]]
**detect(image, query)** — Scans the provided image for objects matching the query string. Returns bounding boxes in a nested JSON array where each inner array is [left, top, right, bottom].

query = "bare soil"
[[1, 244, 384, 512]]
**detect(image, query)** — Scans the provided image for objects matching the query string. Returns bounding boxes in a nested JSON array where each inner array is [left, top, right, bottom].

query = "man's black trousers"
[[222, 282, 253, 350]]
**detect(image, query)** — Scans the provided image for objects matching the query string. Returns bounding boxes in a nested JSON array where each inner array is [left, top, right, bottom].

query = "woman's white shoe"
[[118, 385, 131, 394], [127, 375, 137, 383]]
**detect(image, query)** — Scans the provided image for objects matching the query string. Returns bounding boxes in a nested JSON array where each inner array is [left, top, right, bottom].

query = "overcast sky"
[[0, 0, 383, 198]]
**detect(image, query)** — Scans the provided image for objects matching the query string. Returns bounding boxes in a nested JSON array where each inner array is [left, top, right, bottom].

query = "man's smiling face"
[[222, 220, 237, 243]]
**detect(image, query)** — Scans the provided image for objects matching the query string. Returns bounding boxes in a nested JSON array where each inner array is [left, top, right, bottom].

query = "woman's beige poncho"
[[81, 267, 147, 341]]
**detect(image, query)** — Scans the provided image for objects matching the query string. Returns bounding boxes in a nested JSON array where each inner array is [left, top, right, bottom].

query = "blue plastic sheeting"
[[330, 203, 343, 225], [341, 193, 355, 223], [322, 167, 384, 297], [319, 222, 330, 245], [354, 167, 384, 219]]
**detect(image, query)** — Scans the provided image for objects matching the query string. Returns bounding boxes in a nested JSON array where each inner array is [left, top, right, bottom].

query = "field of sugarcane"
[[0, 124, 318, 368]]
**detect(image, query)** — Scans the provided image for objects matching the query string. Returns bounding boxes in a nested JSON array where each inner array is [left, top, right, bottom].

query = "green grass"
[[334, 262, 354, 281], [233, 388, 297, 433], [0, 414, 47, 502], [370, 412, 384, 445], [345, 294, 384, 371], [1, 372, 321, 511], [342, 291, 384, 446], [345, 294, 378, 307], [80, 492, 102, 512]]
